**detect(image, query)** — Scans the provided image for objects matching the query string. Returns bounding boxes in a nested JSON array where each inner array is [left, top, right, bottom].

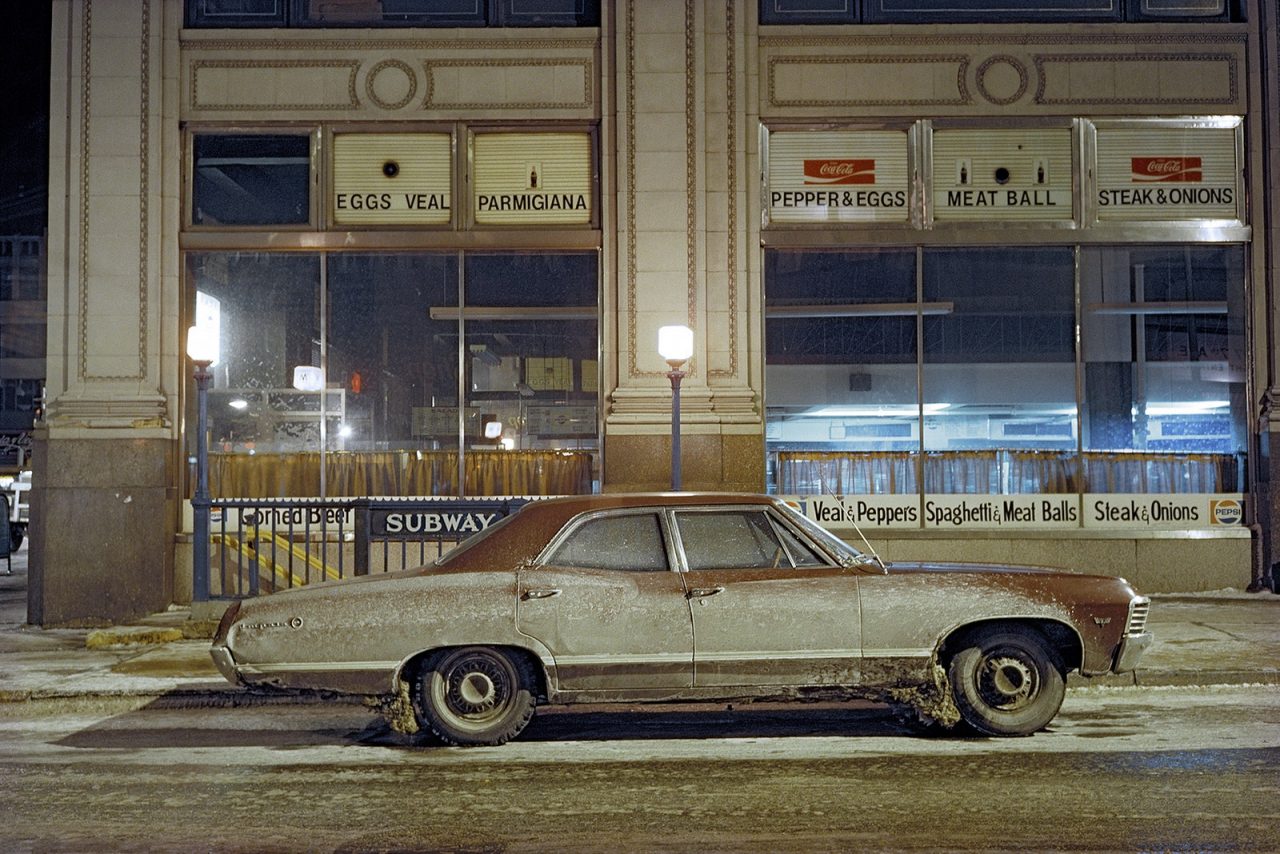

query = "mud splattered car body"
[[210, 493, 1152, 745]]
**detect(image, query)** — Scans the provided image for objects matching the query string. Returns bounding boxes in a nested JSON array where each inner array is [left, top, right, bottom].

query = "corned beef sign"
[[803, 159, 875, 185], [1131, 157, 1202, 182]]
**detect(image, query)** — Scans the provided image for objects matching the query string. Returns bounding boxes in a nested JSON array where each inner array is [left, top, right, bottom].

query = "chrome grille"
[[1126, 597, 1151, 635]]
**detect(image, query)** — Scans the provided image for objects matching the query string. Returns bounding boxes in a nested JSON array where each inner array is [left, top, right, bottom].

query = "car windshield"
[[775, 502, 874, 568]]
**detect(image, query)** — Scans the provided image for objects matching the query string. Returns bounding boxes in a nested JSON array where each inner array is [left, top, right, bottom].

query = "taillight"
[[214, 600, 241, 643]]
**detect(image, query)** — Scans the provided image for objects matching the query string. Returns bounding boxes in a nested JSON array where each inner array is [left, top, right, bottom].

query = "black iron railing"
[[203, 497, 529, 600]]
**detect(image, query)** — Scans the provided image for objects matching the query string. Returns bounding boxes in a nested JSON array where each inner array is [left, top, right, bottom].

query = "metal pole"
[[192, 361, 212, 602], [668, 368, 685, 490]]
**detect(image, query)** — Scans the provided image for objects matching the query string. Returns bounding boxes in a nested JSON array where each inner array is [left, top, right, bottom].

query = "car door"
[[516, 509, 694, 693], [673, 507, 862, 688]]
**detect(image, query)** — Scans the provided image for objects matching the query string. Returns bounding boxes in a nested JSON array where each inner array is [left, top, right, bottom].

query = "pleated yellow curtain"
[[206, 450, 592, 498]]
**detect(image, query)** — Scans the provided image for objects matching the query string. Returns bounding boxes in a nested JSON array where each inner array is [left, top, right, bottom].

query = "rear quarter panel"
[[226, 569, 535, 688]]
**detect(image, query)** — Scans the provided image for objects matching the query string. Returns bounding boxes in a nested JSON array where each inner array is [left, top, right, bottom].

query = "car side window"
[[545, 513, 669, 571], [677, 510, 786, 570], [770, 517, 827, 567]]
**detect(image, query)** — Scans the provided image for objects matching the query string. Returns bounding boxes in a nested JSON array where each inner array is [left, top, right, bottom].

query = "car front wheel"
[[413, 646, 536, 746], [948, 627, 1065, 736]]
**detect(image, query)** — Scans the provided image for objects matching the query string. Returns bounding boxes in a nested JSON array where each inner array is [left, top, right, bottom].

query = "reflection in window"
[[922, 248, 1077, 484], [1081, 246, 1245, 458], [548, 513, 667, 571], [327, 254, 459, 454], [679, 511, 784, 570], [765, 250, 919, 473], [193, 135, 310, 226], [188, 250, 599, 497], [189, 253, 321, 454], [463, 254, 598, 456]]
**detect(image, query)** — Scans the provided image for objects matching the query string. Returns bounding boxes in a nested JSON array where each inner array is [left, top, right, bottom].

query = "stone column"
[[1257, 0, 1280, 589], [605, 0, 762, 492], [31, 0, 179, 624]]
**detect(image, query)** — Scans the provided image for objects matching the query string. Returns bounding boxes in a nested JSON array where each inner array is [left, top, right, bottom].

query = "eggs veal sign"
[[332, 133, 452, 225]]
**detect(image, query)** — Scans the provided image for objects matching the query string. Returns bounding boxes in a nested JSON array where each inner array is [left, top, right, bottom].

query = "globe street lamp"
[[658, 325, 694, 491], [187, 325, 217, 603]]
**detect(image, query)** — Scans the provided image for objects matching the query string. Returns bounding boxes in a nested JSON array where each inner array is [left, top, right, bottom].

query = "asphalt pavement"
[[1, 543, 1278, 704]]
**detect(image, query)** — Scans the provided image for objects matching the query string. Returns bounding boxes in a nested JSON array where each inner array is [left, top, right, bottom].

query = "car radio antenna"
[[851, 521, 886, 572]]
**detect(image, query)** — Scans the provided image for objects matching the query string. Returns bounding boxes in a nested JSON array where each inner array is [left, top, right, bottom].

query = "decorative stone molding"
[[365, 59, 417, 110], [1033, 52, 1238, 107], [74, 0, 151, 384], [760, 30, 1246, 116], [975, 54, 1029, 106], [422, 58, 593, 111], [190, 59, 361, 112], [767, 54, 973, 108], [181, 33, 598, 120]]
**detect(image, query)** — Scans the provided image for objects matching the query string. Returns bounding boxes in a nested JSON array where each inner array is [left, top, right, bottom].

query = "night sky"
[[0, 3, 52, 233]]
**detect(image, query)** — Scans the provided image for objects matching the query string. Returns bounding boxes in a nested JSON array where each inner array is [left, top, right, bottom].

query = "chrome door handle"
[[687, 586, 725, 598], [522, 588, 562, 600]]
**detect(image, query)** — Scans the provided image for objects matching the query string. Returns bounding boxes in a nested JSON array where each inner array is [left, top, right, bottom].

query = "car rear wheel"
[[413, 646, 536, 746], [948, 627, 1065, 736]]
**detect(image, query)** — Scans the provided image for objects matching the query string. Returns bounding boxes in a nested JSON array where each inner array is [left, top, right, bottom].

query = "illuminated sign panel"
[[1094, 121, 1241, 222], [472, 132, 594, 226], [766, 130, 910, 224], [332, 133, 452, 225], [931, 127, 1074, 222]]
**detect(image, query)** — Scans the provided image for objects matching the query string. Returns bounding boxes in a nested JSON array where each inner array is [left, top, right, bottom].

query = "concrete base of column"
[[603, 431, 765, 493], [28, 435, 176, 626]]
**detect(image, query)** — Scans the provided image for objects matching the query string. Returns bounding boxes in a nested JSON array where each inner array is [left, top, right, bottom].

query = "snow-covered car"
[[210, 492, 1152, 745]]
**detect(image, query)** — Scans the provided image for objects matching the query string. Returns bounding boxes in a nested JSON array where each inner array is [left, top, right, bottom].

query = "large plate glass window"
[[765, 249, 918, 495], [187, 252, 322, 493], [461, 253, 598, 494], [1080, 245, 1245, 493], [326, 254, 461, 495], [192, 134, 311, 227], [921, 248, 1077, 494]]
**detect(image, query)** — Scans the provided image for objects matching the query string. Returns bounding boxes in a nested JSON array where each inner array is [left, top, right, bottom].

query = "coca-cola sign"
[[1131, 157, 1202, 183], [803, 159, 875, 185]]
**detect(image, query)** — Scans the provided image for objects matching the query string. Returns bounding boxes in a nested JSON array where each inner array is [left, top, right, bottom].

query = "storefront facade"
[[30, 0, 1278, 623]]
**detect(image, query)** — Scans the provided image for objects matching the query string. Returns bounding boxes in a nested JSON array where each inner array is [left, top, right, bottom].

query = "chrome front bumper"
[[209, 645, 243, 685], [1113, 631, 1153, 674]]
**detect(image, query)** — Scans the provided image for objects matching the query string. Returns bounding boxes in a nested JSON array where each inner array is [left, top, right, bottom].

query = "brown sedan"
[[210, 493, 1152, 745]]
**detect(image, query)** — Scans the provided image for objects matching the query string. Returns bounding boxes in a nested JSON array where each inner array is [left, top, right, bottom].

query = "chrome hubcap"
[[979, 654, 1036, 710]]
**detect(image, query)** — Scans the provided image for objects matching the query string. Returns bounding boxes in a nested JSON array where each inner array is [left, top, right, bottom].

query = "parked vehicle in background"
[[211, 492, 1153, 746], [0, 470, 30, 551]]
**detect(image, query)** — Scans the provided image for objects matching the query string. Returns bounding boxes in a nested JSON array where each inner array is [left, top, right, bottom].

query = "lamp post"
[[187, 325, 217, 603], [658, 325, 694, 491]]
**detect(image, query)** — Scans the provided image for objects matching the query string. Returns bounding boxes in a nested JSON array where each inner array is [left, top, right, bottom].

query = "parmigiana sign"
[[472, 132, 594, 226]]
